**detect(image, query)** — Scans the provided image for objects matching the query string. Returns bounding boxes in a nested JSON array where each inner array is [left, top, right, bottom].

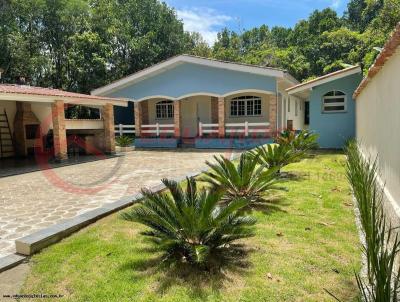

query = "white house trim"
[[91, 55, 290, 96], [133, 89, 276, 103], [286, 66, 362, 95]]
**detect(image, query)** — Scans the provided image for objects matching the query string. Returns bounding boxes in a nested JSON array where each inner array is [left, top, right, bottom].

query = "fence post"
[[119, 124, 123, 136], [245, 121, 249, 137], [199, 122, 203, 137], [156, 123, 160, 137]]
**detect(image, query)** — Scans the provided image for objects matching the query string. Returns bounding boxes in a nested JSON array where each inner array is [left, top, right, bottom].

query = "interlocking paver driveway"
[[0, 150, 235, 257]]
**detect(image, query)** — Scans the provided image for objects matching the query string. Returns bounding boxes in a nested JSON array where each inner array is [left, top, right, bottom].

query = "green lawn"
[[21, 152, 361, 301]]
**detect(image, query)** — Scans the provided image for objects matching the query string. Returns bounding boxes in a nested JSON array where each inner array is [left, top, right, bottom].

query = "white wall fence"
[[115, 123, 174, 136], [199, 121, 270, 137], [116, 121, 271, 137]]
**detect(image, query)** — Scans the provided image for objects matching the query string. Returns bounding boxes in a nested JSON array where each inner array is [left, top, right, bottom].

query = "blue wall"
[[107, 62, 277, 101], [309, 73, 362, 149]]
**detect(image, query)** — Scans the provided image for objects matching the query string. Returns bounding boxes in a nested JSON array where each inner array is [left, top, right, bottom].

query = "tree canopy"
[[0, 0, 399, 91]]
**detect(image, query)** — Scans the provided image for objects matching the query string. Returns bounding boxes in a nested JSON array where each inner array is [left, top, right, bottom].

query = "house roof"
[[286, 65, 362, 95], [0, 84, 128, 106], [91, 54, 299, 96], [353, 22, 400, 98]]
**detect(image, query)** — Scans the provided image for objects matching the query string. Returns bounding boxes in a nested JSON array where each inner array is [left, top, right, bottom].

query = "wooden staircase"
[[0, 109, 15, 158]]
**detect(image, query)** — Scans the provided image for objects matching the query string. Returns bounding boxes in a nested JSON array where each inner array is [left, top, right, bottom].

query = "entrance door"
[[181, 100, 198, 137], [180, 97, 212, 138]]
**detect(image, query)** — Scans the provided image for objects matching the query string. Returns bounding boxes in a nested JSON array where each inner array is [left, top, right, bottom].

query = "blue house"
[[91, 55, 362, 149], [287, 66, 363, 148]]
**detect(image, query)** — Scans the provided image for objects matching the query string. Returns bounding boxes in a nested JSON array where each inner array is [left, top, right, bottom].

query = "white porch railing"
[[199, 122, 219, 137], [115, 124, 135, 136], [141, 123, 174, 136], [225, 122, 271, 136]]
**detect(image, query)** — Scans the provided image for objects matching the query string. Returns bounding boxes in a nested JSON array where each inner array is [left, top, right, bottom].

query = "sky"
[[164, 0, 350, 45]]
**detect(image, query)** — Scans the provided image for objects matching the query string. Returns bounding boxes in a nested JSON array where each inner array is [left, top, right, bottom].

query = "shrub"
[[116, 135, 134, 147], [343, 141, 400, 301], [276, 130, 319, 152], [201, 153, 279, 204], [252, 144, 303, 173], [121, 177, 256, 268]]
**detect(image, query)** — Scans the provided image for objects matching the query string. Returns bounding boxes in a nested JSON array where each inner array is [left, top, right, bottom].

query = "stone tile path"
[[0, 150, 235, 257]]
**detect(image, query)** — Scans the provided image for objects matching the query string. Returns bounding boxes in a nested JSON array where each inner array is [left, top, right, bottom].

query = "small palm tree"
[[121, 177, 256, 267], [253, 144, 303, 173], [276, 130, 318, 152], [201, 153, 279, 204]]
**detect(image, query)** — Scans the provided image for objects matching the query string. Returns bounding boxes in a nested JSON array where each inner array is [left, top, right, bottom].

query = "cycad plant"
[[252, 144, 303, 173], [344, 141, 400, 301], [201, 153, 279, 204], [276, 129, 319, 152], [116, 135, 134, 147], [121, 177, 256, 267]]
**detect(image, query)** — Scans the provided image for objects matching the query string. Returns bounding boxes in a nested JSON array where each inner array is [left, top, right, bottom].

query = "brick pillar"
[[134, 102, 142, 137], [51, 100, 68, 161], [218, 97, 225, 138], [102, 103, 115, 154], [269, 95, 277, 136], [174, 100, 181, 138]]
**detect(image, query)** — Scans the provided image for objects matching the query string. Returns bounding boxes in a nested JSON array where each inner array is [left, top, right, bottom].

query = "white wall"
[[356, 47, 400, 216]]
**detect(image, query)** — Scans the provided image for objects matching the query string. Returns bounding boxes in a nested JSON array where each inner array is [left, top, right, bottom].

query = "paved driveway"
[[0, 150, 234, 257]]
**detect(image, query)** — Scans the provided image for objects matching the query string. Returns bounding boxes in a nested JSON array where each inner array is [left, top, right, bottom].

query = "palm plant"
[[121, 177, 256, 267], [252, 144, 303, 173], [344, 141, 400, 301], [116, 135, 134, 147], [201, 153, 279, 204], [276, 129, 319, 152]]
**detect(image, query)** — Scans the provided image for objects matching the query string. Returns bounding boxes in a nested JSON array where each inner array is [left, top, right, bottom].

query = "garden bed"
[[20, 152, 360, 301]]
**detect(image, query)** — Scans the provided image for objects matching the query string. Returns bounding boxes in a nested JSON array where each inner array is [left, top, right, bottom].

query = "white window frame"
[[322, 91, 347, 113], [230, 96, 262, 117], [155, 100, 174, 119]]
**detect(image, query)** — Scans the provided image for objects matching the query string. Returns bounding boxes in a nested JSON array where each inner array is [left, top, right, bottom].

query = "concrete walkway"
[[0, 149, 233, 258]]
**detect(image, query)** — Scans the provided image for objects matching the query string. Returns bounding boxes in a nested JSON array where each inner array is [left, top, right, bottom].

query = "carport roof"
[[0, 84, 128, 107]]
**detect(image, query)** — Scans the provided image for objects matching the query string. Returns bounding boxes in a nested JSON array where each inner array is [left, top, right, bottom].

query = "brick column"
[[51, 100, 68, 161], [134, 102, 142, 137], [218, 97, 225, 138], [174, 100, 181, 138], [102, 103, 116, 154], [269, 94, 277, 136]]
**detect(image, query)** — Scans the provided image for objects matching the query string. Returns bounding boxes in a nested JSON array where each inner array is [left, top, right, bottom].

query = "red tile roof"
[[353, 22, 400, 98], [0, 84, 125, 102]]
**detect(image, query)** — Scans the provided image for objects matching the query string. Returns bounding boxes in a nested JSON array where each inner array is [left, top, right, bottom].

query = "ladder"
[[0, 109, 15, 158]]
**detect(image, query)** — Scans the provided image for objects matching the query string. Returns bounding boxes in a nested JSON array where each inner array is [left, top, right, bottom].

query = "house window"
[[322, 91, 346, 113], [230, 96, 262, 117], [156, 100, 174, 119], [288, 97, 291, 112], [295, 100, 298, 116]]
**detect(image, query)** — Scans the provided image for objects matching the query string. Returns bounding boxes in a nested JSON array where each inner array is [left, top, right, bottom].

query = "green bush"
[[344, 141, 400, 301], [121, 177, 256, 268], [276, 129, 319, 152], [116, 135, 134, 147], [201, 153, 279, 204], [252, 144, 303, 173]]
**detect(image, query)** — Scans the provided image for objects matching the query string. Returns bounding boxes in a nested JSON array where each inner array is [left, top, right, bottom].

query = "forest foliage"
[[0, 0, 399, 93]]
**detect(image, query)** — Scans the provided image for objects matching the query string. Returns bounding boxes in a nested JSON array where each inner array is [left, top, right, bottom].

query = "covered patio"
[[0, 85, 127, 163]]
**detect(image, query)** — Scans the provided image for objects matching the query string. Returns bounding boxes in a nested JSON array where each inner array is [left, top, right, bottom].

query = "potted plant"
[[115, 135, 134, 152]]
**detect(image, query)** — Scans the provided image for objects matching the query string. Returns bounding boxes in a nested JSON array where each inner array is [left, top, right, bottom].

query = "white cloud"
[[176, 8, 232, 45], [330, 0, 341, 9]]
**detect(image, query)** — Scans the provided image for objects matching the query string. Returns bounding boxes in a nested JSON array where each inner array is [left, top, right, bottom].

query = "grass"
[[20, 152, 361, 301]]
